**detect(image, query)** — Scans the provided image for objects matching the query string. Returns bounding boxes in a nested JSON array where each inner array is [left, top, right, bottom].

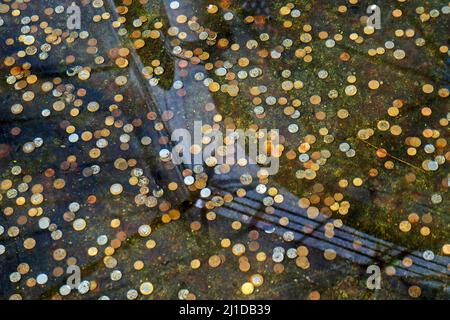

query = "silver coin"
[[288, 124, 299, 133], [287, 248, 298, 259], [346, 149, 356, 158], [385, 41, 395, 49], [178, 289, 189, 300], [33, 137, 44, 147], [431, 194, 442, 204], [318, 70, 328, 79], [59, 285, 71, 296], [325, 39, 335, 48], [282, 38, 293, 48], [51, 230, 63, 241], [38, 217, 51, 229], [427, 161, 438, 171], [78, 280, 90, 294], [10, 272, 21, 283], [339, 142, 351, 152], [299, 154, 310, 162], [283, 231, 295, 242], [260, 33, 270, 41], [256, 184, 267, 194], [169, 1, 180, 9], [224, 12, 234, 21], [184, 176, 195, 186], [200, 188, 211, 198], [291, 9, 301, 17], [69, 202, 80, 212], [173, 80, 183, 89], [291, 110, 301, 119], [263, 196, 274, 206], [91, 165, 101, 174], [68, 133, 79, 143]]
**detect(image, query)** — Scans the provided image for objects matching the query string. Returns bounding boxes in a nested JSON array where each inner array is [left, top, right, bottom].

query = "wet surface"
[[0, 0, 449, 300]]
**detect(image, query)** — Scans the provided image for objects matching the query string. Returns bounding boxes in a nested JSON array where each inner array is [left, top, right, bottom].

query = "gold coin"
[[1, 179, 13, 190], [368, 80, 380, 90], [208, 82, 220, 92], [134, 39, 145, 49], [249, 274, 264, 287], [110, 183, 123, 195], [296, 256, 310, 269], [220, 238, 231, 248], [241, 282, 254, 295], [323, 249, 337, 260], [78, 69, 90, 80], [53, 178, 66, 189], [23, 238, 36, 249], [161, 214, 171, 223], [134, 260, 144, 270], [420, 226, 430, 236], [115, 75, 128, 86], [53, 248, 67, 261], [352, 178, 363, 186], [146, 239, 156, 249], [363, 26, 375, 35], [231, 220, 241, 230], [110, 219, 121, 228], [309, 291, 321, 300], [390, 125, 402, 135], [23, 35, 35, 45], [190, 259, 201, 269], [207, 4, 218, 14], [256, 252, 266, 262], [337, 109, 349, 119], [399, 221, 411, 232], [297, 246, 309, 257], [239, 261, 251, 272], [442, 244, 450, 255], [115, 57, 129, 68], [169, 209, 181, 220], [408, 285, 421, 298], [88, 247, 98, 256], [422, 84, 434, 94]]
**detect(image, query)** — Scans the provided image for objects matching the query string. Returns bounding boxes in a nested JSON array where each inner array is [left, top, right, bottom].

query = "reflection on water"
[[0, 0, 449, 300]]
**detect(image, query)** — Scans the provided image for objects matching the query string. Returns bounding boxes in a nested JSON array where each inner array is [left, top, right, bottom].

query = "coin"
[[139, 282, 154, 295], [110, 183, 123, 195], [241, 282, 254, 295], [208, 255, 221, 268]]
